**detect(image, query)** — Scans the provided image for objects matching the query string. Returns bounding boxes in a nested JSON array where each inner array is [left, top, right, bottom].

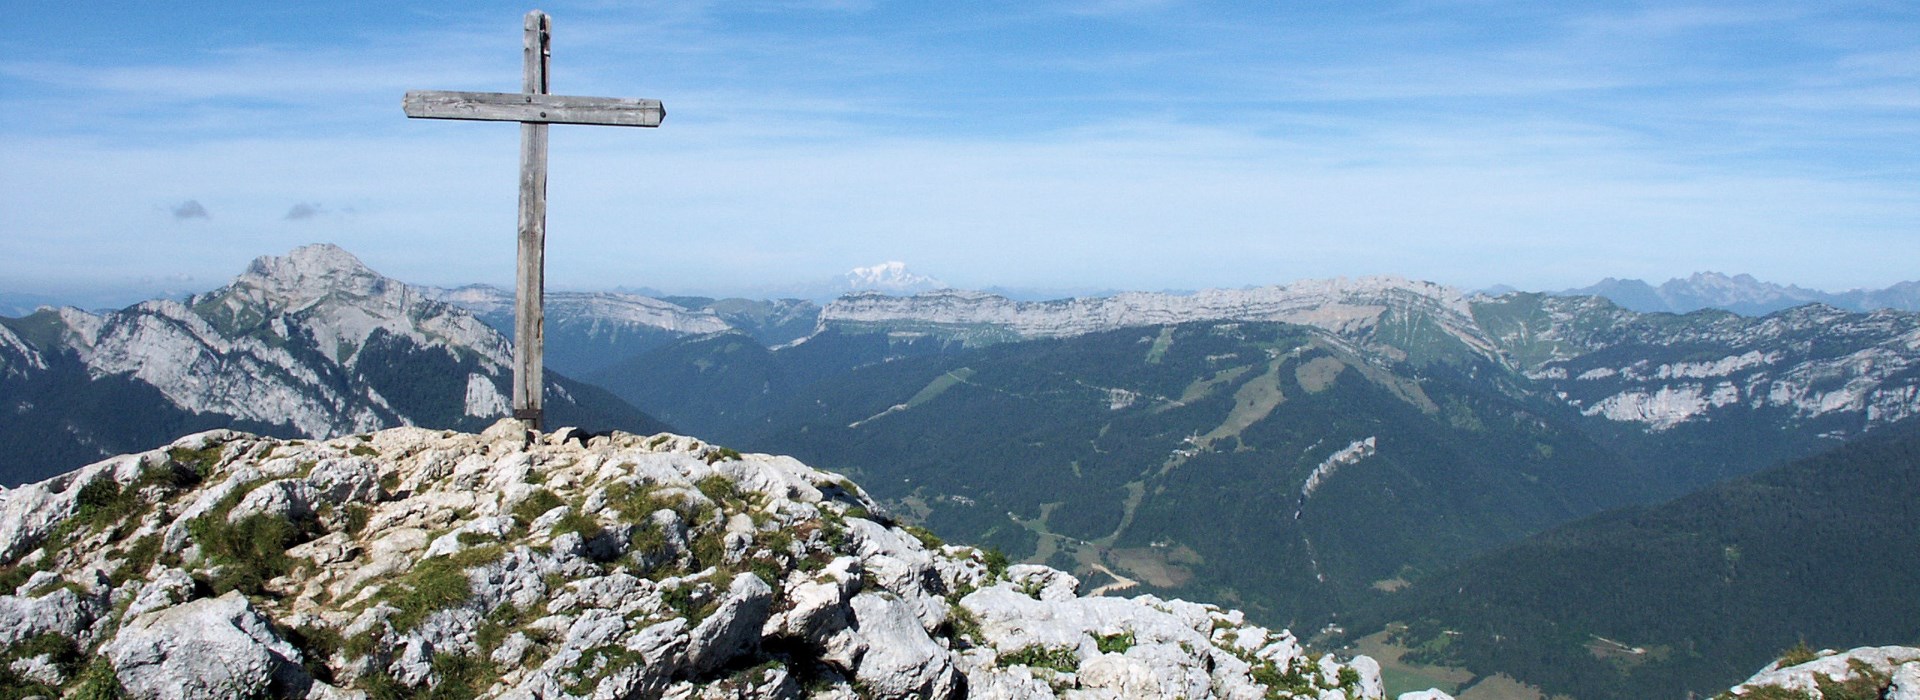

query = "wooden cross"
[[403, 9, 664, 430]]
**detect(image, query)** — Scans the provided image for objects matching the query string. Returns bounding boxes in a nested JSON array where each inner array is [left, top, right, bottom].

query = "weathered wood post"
[[515, 10, 551, 429], [403, 10, 664, 431]]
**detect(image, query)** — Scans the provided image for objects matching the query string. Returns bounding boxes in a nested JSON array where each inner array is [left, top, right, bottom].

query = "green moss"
[[553, 507, 604, 542], [110, 535, 162, 586], [349, 444, 379, 458], [279, 623, 344, 685], [761, 529, 794, 555], [420, 653, 497, 700]]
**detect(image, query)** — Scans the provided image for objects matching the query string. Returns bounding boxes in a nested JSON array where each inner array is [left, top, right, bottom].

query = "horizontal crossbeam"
[[403, 90, 664, 127]]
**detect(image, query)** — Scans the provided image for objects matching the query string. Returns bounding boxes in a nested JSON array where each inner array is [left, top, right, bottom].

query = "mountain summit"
[[841, 261, 944, 296], [0, 423, 1387, 699], [0, 245, 663, 486]]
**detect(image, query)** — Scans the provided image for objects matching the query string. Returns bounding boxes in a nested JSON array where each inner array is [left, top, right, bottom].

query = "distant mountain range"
[[1551, 272, 1920, 316], [6, 243, 1920, 698]]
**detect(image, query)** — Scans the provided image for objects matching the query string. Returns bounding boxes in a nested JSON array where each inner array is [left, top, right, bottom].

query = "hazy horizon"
[[4, 241, 1915, 315]]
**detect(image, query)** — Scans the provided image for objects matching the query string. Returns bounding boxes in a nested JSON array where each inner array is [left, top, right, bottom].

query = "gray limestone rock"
[[0, 587, 101, 648], [1889, 661, 1920, 700], [845, 591, 960, 699], [0, 425, 1389, 700], [102, 591, 310, 700], [685, 573, 775, 675]]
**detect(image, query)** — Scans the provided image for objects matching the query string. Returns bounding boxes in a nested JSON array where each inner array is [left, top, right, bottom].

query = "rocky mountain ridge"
[[0, 422, 1387, 699], [818, 278, 1493, 359], [1558, 272, 1920, 316], [1475, 295, 1920, 438], [0, 244, 663, 485]]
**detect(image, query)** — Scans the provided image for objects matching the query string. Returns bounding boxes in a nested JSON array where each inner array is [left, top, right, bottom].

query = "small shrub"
[[1018, 577, 1046, 600], [563, 646, 646, 696], [166, 445, 224, 482], [1253, 659, 1317, 697], [945, 603, 983, 647], [605, 481, 672, 523], [695, 475, 739, 504], [1778, 640, 1820, 667], [382, 556, 474, 632], [512, 489, 565, 527], [69, 657, 127, 700], [982, 548, 1011, 581], [554, 508, 604, 541], [110, 535, 162, 585], [344, 504, 372, 536], [189, 512, 314, 595], [420, 653, 496, 700], [661, 583, 720, 626], [1337, 666, 1361, 689], [1094, 630, 1135, 655], [904, 525, 943, 549], [690, 528, 727, 571], [997, 645, 1079, 673]]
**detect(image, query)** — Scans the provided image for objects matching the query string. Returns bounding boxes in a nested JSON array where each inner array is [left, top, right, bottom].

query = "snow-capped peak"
[[841, 261, 943, 294]]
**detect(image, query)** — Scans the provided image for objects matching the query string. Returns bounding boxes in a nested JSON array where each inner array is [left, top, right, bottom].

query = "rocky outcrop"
[[1722, 645, 1920, 699], [0, 421, 1384, 699]]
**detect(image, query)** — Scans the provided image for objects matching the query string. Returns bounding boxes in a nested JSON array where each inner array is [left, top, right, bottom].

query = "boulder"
[[684, 572, 775, 674], [845, 591, 960, 699], [102, 591, 310, 700]]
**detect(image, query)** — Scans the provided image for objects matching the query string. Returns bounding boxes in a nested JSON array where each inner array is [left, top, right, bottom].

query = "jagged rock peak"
[[239, 243, 388, 308], [0, 422, 1386, 699]]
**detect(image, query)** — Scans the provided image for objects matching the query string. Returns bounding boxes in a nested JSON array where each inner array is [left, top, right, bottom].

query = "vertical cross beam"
[[404, 10, 662, 434], [513, 10, 551, 430]]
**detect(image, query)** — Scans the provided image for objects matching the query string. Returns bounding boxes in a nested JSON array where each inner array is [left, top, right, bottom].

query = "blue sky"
[[2, 1, 1915, 301]]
